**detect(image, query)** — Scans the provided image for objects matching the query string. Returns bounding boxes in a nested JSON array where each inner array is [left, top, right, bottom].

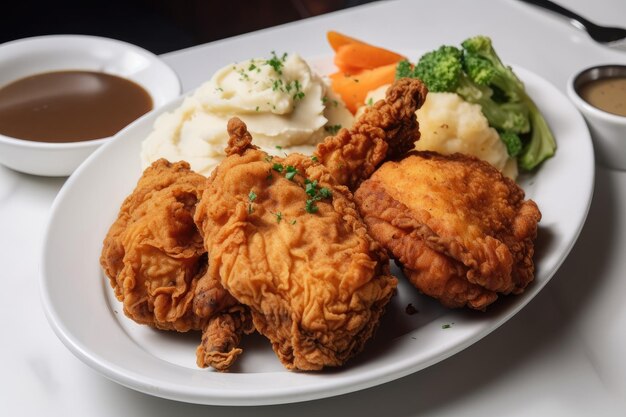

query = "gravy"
[[578, 76, 626, 117], [0, 70, 153, 142]]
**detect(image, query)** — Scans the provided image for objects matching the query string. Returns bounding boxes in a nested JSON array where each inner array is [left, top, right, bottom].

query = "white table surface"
[[2, 0, 626, 415]]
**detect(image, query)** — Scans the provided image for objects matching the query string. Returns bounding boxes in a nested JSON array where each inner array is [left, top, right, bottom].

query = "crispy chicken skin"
[[316, 78, 428, 191], [354, 152, 541, 310], [192, 78, 427, 370], [194, 119, 396, 370], [100, 159, 250, 370]]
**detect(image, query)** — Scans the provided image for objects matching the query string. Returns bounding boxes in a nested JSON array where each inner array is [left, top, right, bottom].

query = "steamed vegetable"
[[327, 31, 405, 74], [327, 31, 405, 113], [399, 36, 556, 170], [330, 63, 397, 113]]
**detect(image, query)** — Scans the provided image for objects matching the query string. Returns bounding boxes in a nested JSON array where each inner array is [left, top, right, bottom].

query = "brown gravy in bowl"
[[0, 70, 153, 143], [578, 76, 626, 117]]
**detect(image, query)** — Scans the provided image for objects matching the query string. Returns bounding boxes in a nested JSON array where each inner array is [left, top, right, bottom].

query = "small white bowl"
[[0, 35, 181, 176], [567, 64, 626, 171]]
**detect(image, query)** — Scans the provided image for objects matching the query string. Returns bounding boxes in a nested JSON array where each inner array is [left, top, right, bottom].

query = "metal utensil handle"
[[519, 0, 593, 28]]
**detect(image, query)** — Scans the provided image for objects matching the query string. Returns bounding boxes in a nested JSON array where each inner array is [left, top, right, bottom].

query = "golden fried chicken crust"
[[100, 159, 246, 370], [194, 118, 397, 370], [315, 78, 428, 190], [196, 306, 254, 371], [354, 151, 541, 310]]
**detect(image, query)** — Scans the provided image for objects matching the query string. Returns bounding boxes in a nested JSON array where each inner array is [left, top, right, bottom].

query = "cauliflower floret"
[[358, 87, 517, 179]]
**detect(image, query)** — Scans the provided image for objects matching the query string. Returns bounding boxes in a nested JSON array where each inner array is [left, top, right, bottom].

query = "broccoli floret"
[[519, 99, 556, 170], [461, 35, 556, 170], [499, 131, 523, 157], [462, 36, 525, 101], [412, 46, 464, 92], [395, 59, 414, 79], [455, 74, 531, 133]]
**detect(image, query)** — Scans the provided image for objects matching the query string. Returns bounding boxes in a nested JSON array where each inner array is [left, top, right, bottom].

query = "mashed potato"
[[360, 86, 517, 179], [141, 53, 353, 176]]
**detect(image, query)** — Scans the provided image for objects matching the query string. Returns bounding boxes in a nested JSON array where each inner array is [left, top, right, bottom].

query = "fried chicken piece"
[[315, 77, 428, 191], [100, 159, 250, 370], [192, 78, 427, 370], [354, 151, 541, 310], [193, 124, 391, 370]]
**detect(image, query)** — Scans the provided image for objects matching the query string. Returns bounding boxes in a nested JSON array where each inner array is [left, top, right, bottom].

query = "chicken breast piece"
[[354, 151, 541, 310], [193, 118, 397, 370]]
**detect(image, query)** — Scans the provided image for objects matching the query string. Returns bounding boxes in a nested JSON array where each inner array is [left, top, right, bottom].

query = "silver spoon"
[[519, 0, 626, 50]]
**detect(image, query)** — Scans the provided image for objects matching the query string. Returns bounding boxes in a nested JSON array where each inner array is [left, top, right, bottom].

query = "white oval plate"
[[40, 61, 594, 405]]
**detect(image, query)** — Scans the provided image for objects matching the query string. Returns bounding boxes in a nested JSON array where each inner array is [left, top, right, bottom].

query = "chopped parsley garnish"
[[303, 178, 332, 213], [292, 80, 305, 100], [285, 165, 297, 181], [324, 124, 342, 135], [290, 219, 297, 225], [319, 187, 332, 199], [247, 190, 257, 214], [238, 69, 250, 81], [248, 63, 257, 71], [305, 199, 319, 214], [311, 155, 319, 162], [266, 51, 287, 75], [274, 211, 283, 223], [272, 162, 284, 172], [367, 97, 374, 106], [305, 179, 318, 197], [272, 79, 283, 91], [275, 145, 283, 150]]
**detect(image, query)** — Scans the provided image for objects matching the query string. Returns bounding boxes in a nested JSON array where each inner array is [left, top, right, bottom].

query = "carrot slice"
[[332, 60, 362, 76], [327, 31, 362, 52], [335, 43, 405, 73], [330, 63, 397, 114]]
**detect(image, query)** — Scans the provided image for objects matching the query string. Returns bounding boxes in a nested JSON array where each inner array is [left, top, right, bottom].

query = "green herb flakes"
[[305, 179, 318, 197], [285, 165, 297, 181], [319, 187, 332, 199], [305, 199, 319, 214], [266, 51, 287, 75], [247, 190, 257, 214], [324, 124, 342, 135]]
